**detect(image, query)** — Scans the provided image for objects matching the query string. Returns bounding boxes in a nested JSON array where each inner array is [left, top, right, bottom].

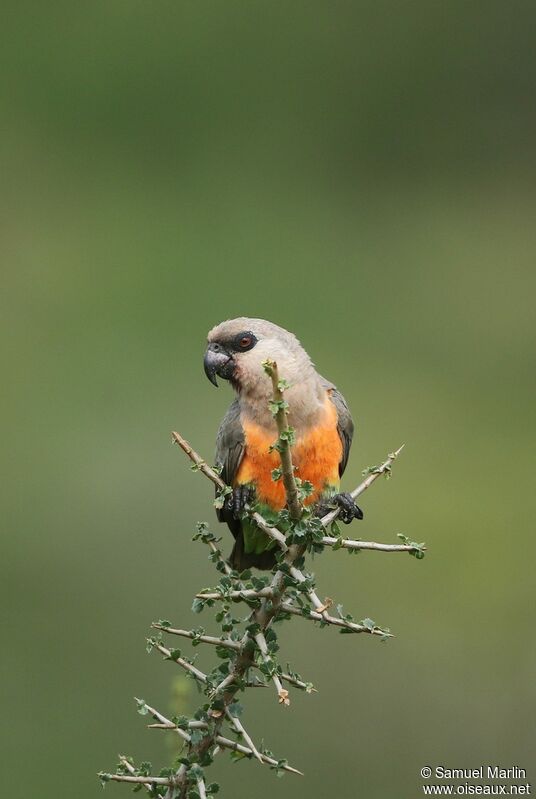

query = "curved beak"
[[203, 344, 234, 387]]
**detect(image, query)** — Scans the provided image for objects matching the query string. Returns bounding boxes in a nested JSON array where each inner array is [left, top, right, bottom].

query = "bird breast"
[[236, 394, 342, 510]]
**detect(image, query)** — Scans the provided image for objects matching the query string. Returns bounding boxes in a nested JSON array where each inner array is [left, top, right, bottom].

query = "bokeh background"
[[2, 2, 535, 797]]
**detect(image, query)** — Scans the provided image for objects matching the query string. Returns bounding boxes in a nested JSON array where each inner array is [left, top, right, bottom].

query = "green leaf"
[[167, 648, 182, 661], [270, 758, 290, 777], [251, 575, 270, 590], [136, 698, 148, 715], [190, 728, 204, 745], [213, 485, 232, 510], [228, 701, 243, 717], [362, 463, 391, 479], [332, 537, 343, 550], [397, 532, 426, 558], [245, 622, 261, 636], [268, 440, 283, 454], [330, 521, 341, 537], [172, 715, 190, 730], [297, 479, 314, 499], [268, 398, 289, 417], [192, 598, 205, 614], [279, 427, 295, 446], [229, 749, 248, 762]]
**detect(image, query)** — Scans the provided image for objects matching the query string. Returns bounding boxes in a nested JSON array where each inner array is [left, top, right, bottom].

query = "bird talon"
[[230, 485, 254, 519], [334, 492, 363, 524]]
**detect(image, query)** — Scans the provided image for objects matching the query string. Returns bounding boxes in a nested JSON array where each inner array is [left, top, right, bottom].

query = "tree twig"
[[152, 623, 241, 649], [154, 642, 208, 684], [280, 603, 392, 637], [263, 360, 302, 521], [99, 773, 174, 787], [319, 445, 405, 528], [196, 588, 273, 601], [152, 623, 315, 691], [172, 431, 288, 550], [224, 709, 264, 763], [140, 701, 303, 775], [321, 536, 425, 553], [254, 631, 288, 704]]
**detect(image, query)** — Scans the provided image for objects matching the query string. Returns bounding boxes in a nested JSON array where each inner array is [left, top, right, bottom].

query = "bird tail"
[[229, 534, 277, 571]]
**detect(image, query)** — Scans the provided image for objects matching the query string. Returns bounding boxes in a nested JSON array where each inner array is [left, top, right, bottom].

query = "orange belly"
[[235, 395, 342, 509]]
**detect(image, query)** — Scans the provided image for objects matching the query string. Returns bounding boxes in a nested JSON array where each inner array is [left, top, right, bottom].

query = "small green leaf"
[[230, 749, 248, 762], [136, 698, 148, 715], [332, 537, 343, 551], [330, 520, 341, 537], [262, 358, 275, 376], [397, 532, 426, 558], [192, 598, 205, 614], [190, 728, 204, 745], [297, 479, 314, 499], [268, 398, 289, 417], [228, 701, 243, 717], [172, 714, 190, 729], [167, 648, 182, 661]]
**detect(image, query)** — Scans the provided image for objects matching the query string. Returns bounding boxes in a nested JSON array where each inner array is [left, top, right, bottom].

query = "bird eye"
[[233, 331, 256, 351]]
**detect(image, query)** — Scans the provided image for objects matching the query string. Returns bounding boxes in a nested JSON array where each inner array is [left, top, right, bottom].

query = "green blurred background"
[[2, 2, 535, 797]]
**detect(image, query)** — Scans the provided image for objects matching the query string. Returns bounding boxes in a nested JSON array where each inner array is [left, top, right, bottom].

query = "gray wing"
[[214, 400, 276, 569], [215, 399, 245, 530], [321, 377, 354, 477]]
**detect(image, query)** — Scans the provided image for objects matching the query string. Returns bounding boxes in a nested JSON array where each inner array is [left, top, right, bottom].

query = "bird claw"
[[333, 492, 364, 524], [314, 492, 363, 523], [226, 485, 254, 519]]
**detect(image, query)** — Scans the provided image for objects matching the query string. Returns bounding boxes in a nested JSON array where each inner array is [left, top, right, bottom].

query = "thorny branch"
[[100, 363, 424, 797], [263, 359, 302, 521]]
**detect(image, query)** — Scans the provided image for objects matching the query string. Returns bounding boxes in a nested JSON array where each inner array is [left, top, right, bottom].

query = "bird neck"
[[238, 372, 328, 433]]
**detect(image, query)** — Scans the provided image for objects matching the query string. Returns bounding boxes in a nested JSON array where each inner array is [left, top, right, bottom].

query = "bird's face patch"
[[204, 330, 258, 386]]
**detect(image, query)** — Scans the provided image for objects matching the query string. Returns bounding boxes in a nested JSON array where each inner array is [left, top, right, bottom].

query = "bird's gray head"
[[204, 317, 316, 396]]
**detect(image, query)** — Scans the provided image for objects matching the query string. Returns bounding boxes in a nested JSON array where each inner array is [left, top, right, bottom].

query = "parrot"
[[203, 318, 362, 570]]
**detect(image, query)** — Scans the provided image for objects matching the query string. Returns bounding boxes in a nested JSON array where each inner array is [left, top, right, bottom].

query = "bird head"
[[204, 317, 314, 395]]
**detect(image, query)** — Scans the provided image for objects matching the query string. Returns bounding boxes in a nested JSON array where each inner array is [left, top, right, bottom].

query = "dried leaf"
[[278, 689, 290, 706], [315, 597, 333, 614]]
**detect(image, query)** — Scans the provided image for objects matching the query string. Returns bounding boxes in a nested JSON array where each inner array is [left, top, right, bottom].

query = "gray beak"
[[203, 343, 234, 387]]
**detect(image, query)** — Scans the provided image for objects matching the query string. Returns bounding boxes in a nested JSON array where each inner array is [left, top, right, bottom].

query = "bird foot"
[[334, 492, 364, 523], [226, 485, 254, 519], [316, 492, 363, 524]]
